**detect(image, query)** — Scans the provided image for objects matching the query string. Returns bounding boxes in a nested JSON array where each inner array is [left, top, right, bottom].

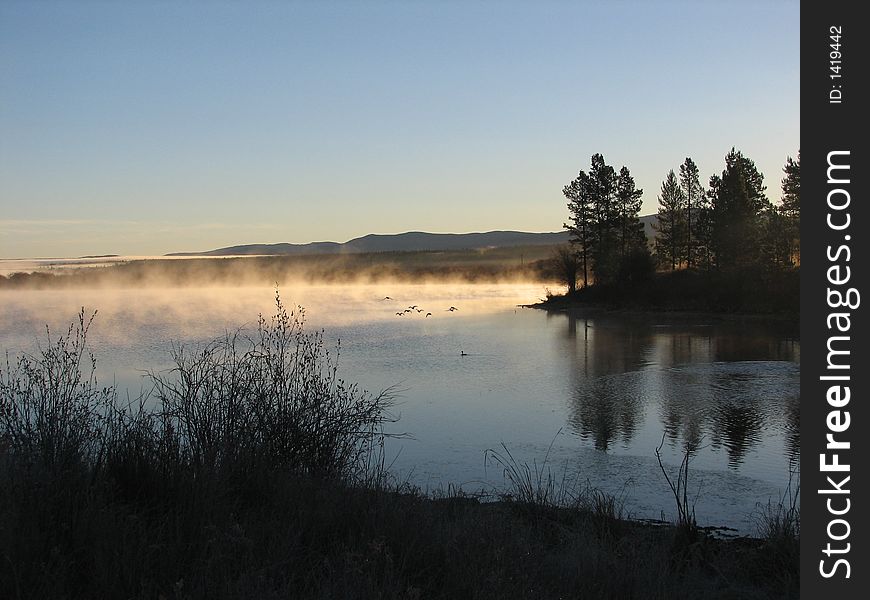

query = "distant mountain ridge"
[[167, 230, 573, 256], [168, 216, 657, 257]]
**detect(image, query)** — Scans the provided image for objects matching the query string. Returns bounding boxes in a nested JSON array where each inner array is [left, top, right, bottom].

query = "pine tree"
[[780, 152, 800, 264], [589, 154, 619, 284], [707, 148, 769, 269], [654, 170, 686, 270], [760, 206, 793, 268], [565, 154, 647, 287], [679, 158, 705, 269], [563, 171, 594, 288], [694, 201, 715, 270], [615, 166, 647, 259]]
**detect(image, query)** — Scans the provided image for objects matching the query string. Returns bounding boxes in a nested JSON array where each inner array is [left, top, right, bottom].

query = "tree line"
[[557, 149, 800, 292], [559, 153, 649, 291]]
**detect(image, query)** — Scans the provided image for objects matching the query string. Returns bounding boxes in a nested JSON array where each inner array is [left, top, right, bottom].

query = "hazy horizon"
[[0, 225, 576, 261], [3, 218, 665, 261]]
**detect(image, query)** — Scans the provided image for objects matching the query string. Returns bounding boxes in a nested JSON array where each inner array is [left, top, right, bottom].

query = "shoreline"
[[524, 296, 800, 326], [0, 466, 798, 598]]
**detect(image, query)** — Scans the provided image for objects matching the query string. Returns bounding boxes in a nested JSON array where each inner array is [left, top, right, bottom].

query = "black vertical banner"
[[802, 1, 868, 597]]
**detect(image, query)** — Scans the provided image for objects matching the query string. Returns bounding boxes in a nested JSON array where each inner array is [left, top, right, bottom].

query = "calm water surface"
[[0, 283, 799, 534]]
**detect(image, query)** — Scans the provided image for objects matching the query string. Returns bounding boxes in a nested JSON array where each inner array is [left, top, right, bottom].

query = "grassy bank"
[[0, 300, 798, 599], [0, 470, 799, 599]]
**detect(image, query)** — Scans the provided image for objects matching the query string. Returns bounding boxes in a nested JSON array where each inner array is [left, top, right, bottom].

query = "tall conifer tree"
[[563, 171, 594, 288], [679, 158, 704, 269], [589, 154, 619, 284], [780, 151, 800, 263], [707, 148, 768, 268], [616, 166, 646, 260], [654, 170, 686, 270]]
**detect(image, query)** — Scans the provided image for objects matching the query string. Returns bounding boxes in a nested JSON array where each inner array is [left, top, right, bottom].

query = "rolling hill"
[[169, 215, 657, 256]]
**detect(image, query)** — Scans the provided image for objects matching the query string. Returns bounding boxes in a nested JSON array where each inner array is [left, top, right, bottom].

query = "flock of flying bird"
[[380, 296, 459, 318], [380, 296, 467, 356]]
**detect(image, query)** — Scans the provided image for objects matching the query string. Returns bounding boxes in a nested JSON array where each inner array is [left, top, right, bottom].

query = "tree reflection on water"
[[558, 311, 799, 468]]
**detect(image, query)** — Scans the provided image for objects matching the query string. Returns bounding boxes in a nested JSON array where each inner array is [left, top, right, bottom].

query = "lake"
[[0, 282, 799, 535]]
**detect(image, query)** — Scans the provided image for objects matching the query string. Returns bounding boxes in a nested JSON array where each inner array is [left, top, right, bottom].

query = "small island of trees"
[[549, 149, 800, 316]]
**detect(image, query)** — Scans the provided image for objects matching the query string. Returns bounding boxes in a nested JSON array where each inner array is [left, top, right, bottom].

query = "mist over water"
[[0, 280, 799, 535], [0, 248, 556, 289]]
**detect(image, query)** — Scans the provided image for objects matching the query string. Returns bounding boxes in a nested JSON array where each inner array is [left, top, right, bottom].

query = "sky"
[[0, 1, 799, 259]]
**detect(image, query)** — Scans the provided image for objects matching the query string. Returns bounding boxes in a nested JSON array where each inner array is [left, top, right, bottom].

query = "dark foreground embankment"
[[0, 466, 799, 599]]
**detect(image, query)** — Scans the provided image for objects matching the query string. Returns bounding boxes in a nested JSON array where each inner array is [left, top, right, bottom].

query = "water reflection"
[[570, 375, 645, 451], [709, 398, 765, 468], [659, 368, 708, 452], [783, 395, 801, 466], [558, 311, 799, 468]]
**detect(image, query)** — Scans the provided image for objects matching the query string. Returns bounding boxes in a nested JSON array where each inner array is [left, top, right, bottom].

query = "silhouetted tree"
[[654, 170, 686, 270], [563, 171, 594, 288], [589, 154, 620, 284], [679, 158, 705, 269], [551, 244, 580, 294], [758, 152, 800, 269], [615, 166, 647, 260], [692, 208, 715, 270], [760, 205, 793, 268], [707, 148, 769, 269], [780, 152, 800, 263], [565, 154, 650, 287]]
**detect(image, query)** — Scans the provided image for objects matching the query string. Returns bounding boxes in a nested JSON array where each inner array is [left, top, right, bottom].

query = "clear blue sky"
[[1, 1, 799, 258]]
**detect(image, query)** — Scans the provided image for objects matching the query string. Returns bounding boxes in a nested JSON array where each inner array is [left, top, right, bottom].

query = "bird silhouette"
[[425, 312, 432, 317], [381, 296, 392, 301], [396, 312, 404, 316], [408, 305, 418, 309], [447, 306, 458, 312], [416, 308, 423, 313], [460, 351, 468, 356]]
